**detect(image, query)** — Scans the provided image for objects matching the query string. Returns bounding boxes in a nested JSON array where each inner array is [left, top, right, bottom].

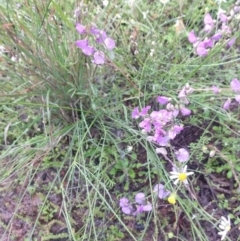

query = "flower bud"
[[209, 150, 216, 157]]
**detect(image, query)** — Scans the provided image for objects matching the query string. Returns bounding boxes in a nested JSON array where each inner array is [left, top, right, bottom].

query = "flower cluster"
[[75, 23, 115, 64], [132, 84, 193, 148], [188, 11, 237, 56], [120, 167, 194, 211], [119, 193, 152, 215], [119, 185, 171, 216]]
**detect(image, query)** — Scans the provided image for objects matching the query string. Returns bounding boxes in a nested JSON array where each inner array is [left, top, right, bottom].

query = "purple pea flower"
[[204, 13, 214, 32], [75, 39, 88, 49], [90, 25, 100, 35], [180, 106, 191, 116], [188, 31, 198, 44], [230, 78, 240, 92], [211, 85, 221, 94], [75, 39, 95, 56], [223, 98, 231, 110], [120, 193, 152, 216], [172, 108, 180, 118], [204, 38, 214, 48], [168, 125, 183, 139], [157, 96, 170, 105], [211, 32, 222, 41], [139, 118, 151, 132], [235, 95, 240, 104], [119, 197, 133, 215], [96, 30, 108, 43], [153, 128, 168, 144], [178, 84, 193, 104], [196, 42, 208, 56], [93, 51, 105, 65], [76, 23, 86, 34], [135, 193, 145, 204], [219, 13, 228, 23], [133, 193, 152, 215], [196, 39, 214, 57], [104, 37, 116, 50], [234, 6, 240, 14], [154, 134, 169, 146], [74, 7, 80, 18], [134, 203, 152, 215], [132, 107, 140, 119], [153, 183, 170, 199], [139, 106, 151, 116], [175, 148, 189, 162], [222, 23, 231, 34], [227, 37, 236, 48]]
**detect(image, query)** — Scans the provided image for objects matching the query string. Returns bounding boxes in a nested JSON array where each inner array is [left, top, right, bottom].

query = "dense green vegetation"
[[0, 0, 239, 240]]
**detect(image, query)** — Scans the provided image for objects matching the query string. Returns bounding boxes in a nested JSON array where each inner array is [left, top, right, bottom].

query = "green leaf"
[[227, 170, 232, 179], [235, 165, 240, 172], [128, 169, 136, 179]]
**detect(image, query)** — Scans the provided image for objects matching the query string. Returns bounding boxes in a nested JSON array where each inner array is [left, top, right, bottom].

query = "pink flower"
[[230, 78, 240, 93], [175, 148, 189, 162]]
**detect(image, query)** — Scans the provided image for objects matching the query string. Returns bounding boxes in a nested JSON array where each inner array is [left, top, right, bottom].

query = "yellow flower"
[[168, 193, 176, 205]]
